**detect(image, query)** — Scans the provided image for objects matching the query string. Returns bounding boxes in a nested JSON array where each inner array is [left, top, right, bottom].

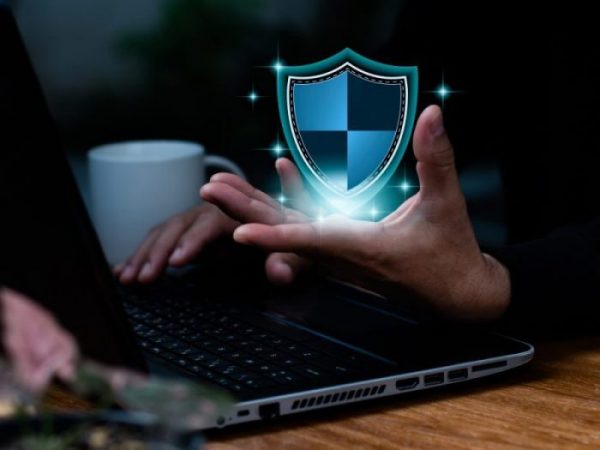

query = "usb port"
[[395, 377, 419, 391], [424, 373, 444, 386], [448, 368, 468, 381]]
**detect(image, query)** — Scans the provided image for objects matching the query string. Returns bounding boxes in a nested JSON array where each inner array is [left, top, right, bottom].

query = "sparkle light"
[[247, 90, 259, 103], [437, 84, 450, 99], [278, 194, 287, 204], [272, 59, 285, 73], [272, 141, 284, 156], [370, 207, 379, 219], [400, 180, 411, 192]]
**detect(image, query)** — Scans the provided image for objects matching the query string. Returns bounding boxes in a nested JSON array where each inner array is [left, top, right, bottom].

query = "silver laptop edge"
[[207, 340, 534, 428]]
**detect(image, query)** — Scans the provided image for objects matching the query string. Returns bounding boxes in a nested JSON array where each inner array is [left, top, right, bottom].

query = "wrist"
[[445, 253, 511, 321], [476, 253, 511, 320]]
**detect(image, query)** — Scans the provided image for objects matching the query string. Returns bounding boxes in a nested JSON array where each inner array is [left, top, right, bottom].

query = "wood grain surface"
[[46, 337, 600, 449]]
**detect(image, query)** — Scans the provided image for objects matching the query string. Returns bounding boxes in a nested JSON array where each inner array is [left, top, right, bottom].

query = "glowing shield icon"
[[277, 48, 418, 211]]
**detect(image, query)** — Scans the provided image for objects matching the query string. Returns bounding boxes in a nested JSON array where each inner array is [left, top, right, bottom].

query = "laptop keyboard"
[[122, 291, 375, 394]]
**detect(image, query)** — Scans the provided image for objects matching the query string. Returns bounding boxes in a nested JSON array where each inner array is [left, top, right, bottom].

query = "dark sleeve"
[[489, 218, 600, 333]]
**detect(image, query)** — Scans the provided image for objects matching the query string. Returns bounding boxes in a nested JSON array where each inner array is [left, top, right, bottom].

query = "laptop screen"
[[0, 6, 144, 368]]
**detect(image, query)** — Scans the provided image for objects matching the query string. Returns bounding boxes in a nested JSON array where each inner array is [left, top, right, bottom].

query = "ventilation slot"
[[290, 384, 386, 411]]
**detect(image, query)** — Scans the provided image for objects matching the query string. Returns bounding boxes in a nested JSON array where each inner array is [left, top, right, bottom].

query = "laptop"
[[0, 5, 533, 429]]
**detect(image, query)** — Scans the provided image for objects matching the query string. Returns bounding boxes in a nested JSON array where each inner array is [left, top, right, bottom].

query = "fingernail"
[[139, 262, 152, 280], [274, 261, 293, 282], [169, 247, 184, 264], [430, 109, 445, 138], [121, 265, 135, 280], [233, 227, 249, 243]]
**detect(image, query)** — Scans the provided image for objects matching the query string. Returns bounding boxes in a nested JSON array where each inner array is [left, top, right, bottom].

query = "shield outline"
[[277, 48, 418, 211]]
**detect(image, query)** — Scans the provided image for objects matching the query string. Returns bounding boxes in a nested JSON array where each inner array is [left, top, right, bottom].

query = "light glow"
[[247, 90, 259, 102], [272, 141, 284, 156], [272, 59, 285, 73], [437, 84, 450, 99]]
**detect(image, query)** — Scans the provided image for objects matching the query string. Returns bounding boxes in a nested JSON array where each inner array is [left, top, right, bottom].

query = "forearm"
[[490, 217, 600, 332]]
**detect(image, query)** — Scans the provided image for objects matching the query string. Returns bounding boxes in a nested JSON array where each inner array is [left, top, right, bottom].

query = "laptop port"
[[472, 360, 507, 372], [258, 403, 280, 420], [396, 377, 419, 391], [448, 368, 468, 381], [424, 373, 444, 386], [237, 409, 250, 417]]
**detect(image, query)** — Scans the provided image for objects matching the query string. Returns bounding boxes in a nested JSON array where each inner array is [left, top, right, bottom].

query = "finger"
[[113, 262, 126, 276], [209, 172, 280, 209], [118, 229, 161, 283], [137, 216, 194, 283], [265, 252, 311, 285], [201, 181, 285, 225], [169, 215, 229, 266], [234, 216, 382, 261], [412, 105, 462, 201], [275, 158, 312, 210]]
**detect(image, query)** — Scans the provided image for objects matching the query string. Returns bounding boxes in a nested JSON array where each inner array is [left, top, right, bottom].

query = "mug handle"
[[205, 155, 246, 180]]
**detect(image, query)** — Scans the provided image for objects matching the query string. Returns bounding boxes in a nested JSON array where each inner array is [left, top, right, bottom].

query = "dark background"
[[9, 0, 600, 247]]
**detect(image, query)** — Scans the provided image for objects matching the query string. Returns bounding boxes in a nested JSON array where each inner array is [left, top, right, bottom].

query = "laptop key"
[[240, 357, 261, 368], [205, 358, 228, 369], [332, 365, 354, 375], [228, 351, 245, 361], [255, 363, 276, 373], [296, 365, 326, 378], [175, 358, 190, 369], [270, 337, 294, 348], [162, 339, 186, 352], [186, 350, 213, 362], [265, 351, 285, 361], [267, 370, 302, 385], [219, 365, 243, 376], [159, 351, 177, 362], [215, 377, 233, 389], [245, 378, 276, 389], [221, 334, 239, 342], [236, 340, 254, 349], [250, 332, 277, 342], [280, 357, 301, 366]]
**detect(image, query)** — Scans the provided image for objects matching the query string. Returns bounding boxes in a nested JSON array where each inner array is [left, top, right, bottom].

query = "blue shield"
[[277, 48, 418, 211]]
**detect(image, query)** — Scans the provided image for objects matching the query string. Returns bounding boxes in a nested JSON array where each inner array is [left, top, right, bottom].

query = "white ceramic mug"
[[88, 140, 244, 266]]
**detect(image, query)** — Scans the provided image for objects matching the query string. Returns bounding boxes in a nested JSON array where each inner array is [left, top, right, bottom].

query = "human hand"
[[116, 163, 311, 285], [0, 288, 79, 393], [114, 203, 239, 284], [200, 160, 312, 286], [206, 105, 511, 321]]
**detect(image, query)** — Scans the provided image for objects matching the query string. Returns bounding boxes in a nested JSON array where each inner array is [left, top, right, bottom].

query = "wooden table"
[[46, 336, 600, 449]]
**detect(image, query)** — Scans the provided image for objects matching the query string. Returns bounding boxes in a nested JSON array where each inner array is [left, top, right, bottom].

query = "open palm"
[[202, 105, 511, 320]]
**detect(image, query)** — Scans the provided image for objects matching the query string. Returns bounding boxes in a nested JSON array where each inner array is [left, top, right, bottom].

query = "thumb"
[[412, 105, 462, 201], [264, 252, 311, 285]]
